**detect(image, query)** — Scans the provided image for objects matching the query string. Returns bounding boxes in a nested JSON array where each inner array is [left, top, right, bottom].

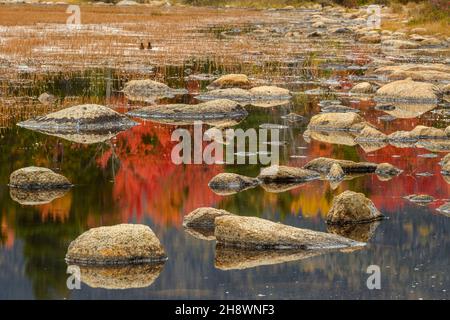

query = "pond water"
[[0, 63, 449, 300]]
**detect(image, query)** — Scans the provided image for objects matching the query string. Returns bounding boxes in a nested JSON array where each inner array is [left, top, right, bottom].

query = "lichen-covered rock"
[[9, 167, 71, 189], [17, 104, 137, 133], [78, 263, 164, 289], [127, 99, 247, 120], [65, 224, 166, 265], [327, 163, 345, 182], [182, 207, 233, 228], [214, 215, 365, 250], [350, 82, 374, 93], [307, 112, 367, 132], [208, 74, 251, 89], [123, 79, 187, 102], [303, 157, 378, 174], [208, 173, 259, 195], [355, 126, 387, 142], [376, 78, 440, 102], [326, 191, 383, 224], [375, 163, 403, 178], [258, 165, 320, 182]]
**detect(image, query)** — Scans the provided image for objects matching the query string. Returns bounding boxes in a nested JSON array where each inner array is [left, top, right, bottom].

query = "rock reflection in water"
[[327, 221, 381, 242], [10, 187, 69, 206], [76, 263, 165, 290], [30, 130, 122, 145]]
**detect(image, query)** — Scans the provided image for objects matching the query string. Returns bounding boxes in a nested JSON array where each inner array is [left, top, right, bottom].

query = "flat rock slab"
[[17, 104, 137, 133], [127, 99, 248, 120], [258, 165, 320, 182], [215, 215, 365, 250], [65, 224, 166, 265], [307, 112, 367, 132], [208, 173, 260, 195], [196, 86, 291, 103], [303, 157, 378, 174], [376, 78, 440, 103], [327, 190, 384, 224], [9, 166, 71, 190], [123, 79, 188, 102]]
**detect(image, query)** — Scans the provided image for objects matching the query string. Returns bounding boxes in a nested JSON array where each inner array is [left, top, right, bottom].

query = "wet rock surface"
[[65, 224, 167, 265], [208, 173, 259, 195], [215, 215, 365, 250], [9, 166, 71, 190], [327, 191, 384, 224], [17, 104, 137, 133]]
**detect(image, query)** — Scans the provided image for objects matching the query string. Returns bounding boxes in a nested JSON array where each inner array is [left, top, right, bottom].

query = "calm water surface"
[[0, 66, 449, 300]]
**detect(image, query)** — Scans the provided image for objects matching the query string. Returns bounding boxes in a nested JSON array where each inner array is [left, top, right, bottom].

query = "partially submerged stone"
[[320, 105, 359, 113], [375, 163, 403, 178], [196, 88, 253, 102], [65, 224, 166, 265], [376, 78, 440, 102], [127, 99, 248, 120], [258, 165, 320, 182], [9, 167, 71, 190], [208, 74, 251, 89], [10, 188, 69, 206], [350, 82, 374, 94], [17, 104, 137, 133], [307, 130, 358, 146], [409, 125, 447, 139], [214, 215, 365, 250], [404, 194, 435, 204], [248, 86, 291, 99], [38, 92, 56, 105], [303, 157, 378, 174], [183, 207, 233, 229], [307, 112, 367, 132], [355, 126, 387, 142], [326, 191, 383, 224], [208, 173, 259, 195], [196, 86, 291, 103], [78, 263, 164, 290], [327, 163, 345, 182], [122, 79, 187, 102]]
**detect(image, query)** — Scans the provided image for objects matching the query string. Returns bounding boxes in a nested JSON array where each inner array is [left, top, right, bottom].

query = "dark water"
[[0, 66, 449, 300]]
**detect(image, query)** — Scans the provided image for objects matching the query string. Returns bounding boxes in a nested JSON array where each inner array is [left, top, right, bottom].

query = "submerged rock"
[[127, 99, 248, 120], [65, 224, 166, 265], [303, 157, 378, 174], [257, 165, 320, 182], [214, 215, 365, 250], [375, 163, 403, 179], [327, 220, 380, 242], [350, 82, 374, 94], [404, 194, 435, 204], [327, 191, 383, 225], [307, 112, 367, 132], [10, 188, 69, 206], [17, 104, 137, 133], [208, 74, 250, 89], [208, 173, 259, 195], [376, 78, 440, 102], [9, 167, 71, 190], [78, 263, 164, 290], [122, 79, 187, 102], [183, 207, 234, 229]]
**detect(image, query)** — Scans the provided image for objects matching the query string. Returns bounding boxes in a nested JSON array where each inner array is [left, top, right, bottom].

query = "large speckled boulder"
[[208, 74, 251, 89], [127, 99, 247, 120], [214, 215, 365, 249], [258, 165, 320, 182], [376, 78, 440, 102], [9, 167, 71, 189], [78, 263, 164, 290], [326, 191, 383, 224], [208, 173, 259, 195], [307, 112, 367, 132], [65, 224, 166, 265], [123, 79, 187, 102], [17, 104, 136, 133]]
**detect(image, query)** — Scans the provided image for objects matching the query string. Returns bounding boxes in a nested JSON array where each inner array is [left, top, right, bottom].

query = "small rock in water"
[[123, 79, 187, 102], [417, 153, 438, 158], [183, 207, 234, 229], [258, 165, 320, 183], [375, 163, 403, 179], [416, 172, 434, 177], [307, 112, 367, 132], [9, 166, 71, 190], [65, 224, 167, 265], [303, 157, 378, 174], [350, 82, 374, 94], [281, 112, 303, 122], [327, 220, 380, 242], [376, 78, 440, 102], [321, 105, 359, 113], [326, 190, 384, 224], [208, 173, 260, 195], [327, 163, 345, 182], [404, 194, 435, 204], [208, 74, 251, 89], [355, 126, 387, 142], [259, 123, 289, 129], [38, 92, 56, 105]]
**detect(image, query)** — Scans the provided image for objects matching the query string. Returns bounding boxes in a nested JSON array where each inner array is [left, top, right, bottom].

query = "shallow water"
[[1, 4, 450, 300]]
